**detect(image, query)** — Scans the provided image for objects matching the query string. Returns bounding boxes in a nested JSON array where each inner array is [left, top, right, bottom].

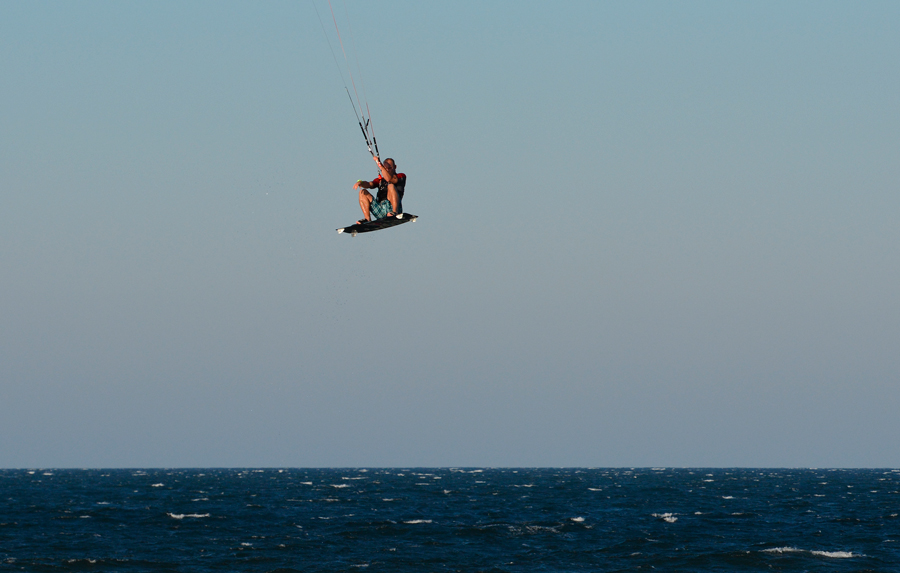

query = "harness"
[[374, 173, 407, 203]]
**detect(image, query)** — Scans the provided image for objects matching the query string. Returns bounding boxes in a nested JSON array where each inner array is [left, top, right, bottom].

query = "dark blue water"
[[2, 468, 898, 572]]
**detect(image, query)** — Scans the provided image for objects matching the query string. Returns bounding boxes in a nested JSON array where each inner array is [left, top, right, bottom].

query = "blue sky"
[[2, 1, 898, 468]]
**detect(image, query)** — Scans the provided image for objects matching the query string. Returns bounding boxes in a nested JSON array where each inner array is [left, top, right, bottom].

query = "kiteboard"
[[337, 213, 418, 236]]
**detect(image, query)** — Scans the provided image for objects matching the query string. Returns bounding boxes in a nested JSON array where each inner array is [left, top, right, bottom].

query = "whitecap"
[[404, 519, 432, 524], [570, 517, 585, 522], [652, 513, 677, 523], [167, 513, 209, 519], [811, 550, 858, 558], [151, 483, 164, 487], [722, 496, 734, 499], [762, 547, 860, 559], [524, 525, 559, 534]]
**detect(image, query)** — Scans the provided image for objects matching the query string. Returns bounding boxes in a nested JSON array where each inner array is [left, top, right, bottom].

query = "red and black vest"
[[373, 173, 406, 203]]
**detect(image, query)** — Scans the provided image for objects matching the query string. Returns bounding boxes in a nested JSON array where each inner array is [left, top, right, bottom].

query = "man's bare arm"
[[373, 156, 399, 184]]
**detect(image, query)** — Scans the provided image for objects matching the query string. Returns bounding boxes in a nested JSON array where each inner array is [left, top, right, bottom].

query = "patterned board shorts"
[[369, 198, 400, 220]]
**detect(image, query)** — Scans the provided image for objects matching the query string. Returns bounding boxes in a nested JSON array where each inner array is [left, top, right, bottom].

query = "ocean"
[[1, 468, 898, 572]]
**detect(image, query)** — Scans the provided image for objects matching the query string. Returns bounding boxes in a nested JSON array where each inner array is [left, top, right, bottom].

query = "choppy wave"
[[652, 513, 678, 523], [167, 513, 210, 519], [762, 546, 861, 558]]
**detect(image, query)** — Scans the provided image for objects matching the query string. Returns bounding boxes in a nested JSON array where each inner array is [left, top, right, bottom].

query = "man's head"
[[383, 158, 396, 172]]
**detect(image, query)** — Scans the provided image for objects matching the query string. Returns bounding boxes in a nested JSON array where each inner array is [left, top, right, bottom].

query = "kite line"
[[312, 0, 379, 158]]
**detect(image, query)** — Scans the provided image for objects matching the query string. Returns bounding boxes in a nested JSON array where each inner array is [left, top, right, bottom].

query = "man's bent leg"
[[359, 189, 374, 221], [387, 184, 400, 215]]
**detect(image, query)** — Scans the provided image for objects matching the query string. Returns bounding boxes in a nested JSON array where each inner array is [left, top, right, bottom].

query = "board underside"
[[337, 214, 418, 236]]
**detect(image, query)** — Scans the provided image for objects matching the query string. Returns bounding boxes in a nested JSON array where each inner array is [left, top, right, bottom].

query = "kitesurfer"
[[353, 156, 406, 224]]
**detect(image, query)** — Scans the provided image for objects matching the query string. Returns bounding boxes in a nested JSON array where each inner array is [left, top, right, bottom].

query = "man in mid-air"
[[353, 156, 406, 224]]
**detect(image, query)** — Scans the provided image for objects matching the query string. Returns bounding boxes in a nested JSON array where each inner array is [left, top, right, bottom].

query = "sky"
[[1, 1, 898, 468]]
